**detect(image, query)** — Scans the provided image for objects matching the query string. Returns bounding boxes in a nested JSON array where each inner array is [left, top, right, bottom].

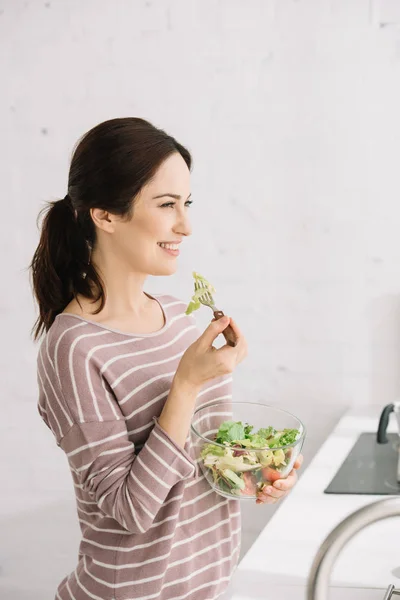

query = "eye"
[[160, 200, 193, 208]]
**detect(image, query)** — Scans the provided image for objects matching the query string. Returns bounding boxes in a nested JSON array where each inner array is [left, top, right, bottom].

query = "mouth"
[[157, 242, 180, 257]]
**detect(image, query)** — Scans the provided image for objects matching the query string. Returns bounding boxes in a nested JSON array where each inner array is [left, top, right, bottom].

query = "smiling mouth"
[[157, 243, 180, 256], [157, 242, 180, 249]]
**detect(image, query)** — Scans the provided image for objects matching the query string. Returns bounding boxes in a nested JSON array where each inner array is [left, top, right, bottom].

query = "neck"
[[90, 247, 150, 318]]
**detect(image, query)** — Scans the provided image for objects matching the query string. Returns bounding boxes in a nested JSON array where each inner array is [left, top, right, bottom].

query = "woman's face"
[[94, 152, 192, 276]]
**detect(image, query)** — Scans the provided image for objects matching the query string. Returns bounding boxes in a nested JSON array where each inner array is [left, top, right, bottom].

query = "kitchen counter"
[[225, 404, 400, 599]]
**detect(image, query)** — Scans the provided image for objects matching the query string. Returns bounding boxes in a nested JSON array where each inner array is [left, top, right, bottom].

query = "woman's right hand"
[[175, 316, 248, 389]]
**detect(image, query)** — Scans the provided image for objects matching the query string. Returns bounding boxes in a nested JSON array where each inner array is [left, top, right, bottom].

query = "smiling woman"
[[28, 117, 250, 600]]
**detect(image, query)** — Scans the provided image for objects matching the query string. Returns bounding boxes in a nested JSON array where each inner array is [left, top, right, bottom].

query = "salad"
[[185, 272, 215, 315], [199, 419, 301, 497]]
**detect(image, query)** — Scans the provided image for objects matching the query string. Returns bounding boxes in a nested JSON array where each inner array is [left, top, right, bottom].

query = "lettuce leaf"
[[185, 299, 201, 315], [212, 420, 300, 449], [275, 428, 299, 446], [259, 449, 274, 466], [257, 426, 275, 439], [244, 423, 254, 436], [272, 449, 286, 466], [222, 469, 245, 490], [244, 434, 270, 448], [185, 272, 216, 315], [215, 420, 245, 444], [200, 443, 226, 459]]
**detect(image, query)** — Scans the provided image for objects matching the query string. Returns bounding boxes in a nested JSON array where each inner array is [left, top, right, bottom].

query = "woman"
[[30, 117, 302, 600]]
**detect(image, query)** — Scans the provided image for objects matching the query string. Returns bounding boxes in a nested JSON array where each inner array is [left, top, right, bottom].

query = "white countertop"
[[227, 404, 400, 599]]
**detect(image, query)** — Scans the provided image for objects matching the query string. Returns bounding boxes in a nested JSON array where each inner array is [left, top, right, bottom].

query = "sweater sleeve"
[[45, 330, 196, 535], [59, 416, 196, 534]]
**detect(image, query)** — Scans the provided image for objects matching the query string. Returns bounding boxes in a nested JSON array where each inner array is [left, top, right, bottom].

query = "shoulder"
[[39, 315, 108, 377], [38, 317, 122, 422]]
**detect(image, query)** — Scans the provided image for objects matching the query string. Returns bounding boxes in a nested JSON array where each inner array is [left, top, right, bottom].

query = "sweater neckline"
[[55, 292, 169, 338]]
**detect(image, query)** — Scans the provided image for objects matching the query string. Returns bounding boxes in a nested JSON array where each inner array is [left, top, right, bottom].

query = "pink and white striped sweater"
[[37, 293, 241, 600]]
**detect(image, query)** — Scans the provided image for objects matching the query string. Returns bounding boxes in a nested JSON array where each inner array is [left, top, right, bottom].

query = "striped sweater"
[[37, 293, 241, 600]]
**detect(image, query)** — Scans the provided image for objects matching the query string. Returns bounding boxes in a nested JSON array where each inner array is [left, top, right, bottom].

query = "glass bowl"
[[190, 400, 306, 500]]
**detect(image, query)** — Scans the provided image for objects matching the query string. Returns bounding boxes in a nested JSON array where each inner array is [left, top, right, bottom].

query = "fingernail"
[[266, 486, 273, 494], [274, 482, 282, 489]]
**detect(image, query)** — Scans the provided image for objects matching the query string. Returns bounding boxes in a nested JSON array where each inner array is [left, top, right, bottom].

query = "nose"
[[173, 208, 192, 238]]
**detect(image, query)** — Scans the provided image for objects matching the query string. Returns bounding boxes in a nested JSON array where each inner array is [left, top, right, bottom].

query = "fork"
[[194, 280, 238, 347]]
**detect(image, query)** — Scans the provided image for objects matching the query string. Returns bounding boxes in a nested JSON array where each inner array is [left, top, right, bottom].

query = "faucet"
[[377, 401, 400, 482], [306, 496, 400, 600]]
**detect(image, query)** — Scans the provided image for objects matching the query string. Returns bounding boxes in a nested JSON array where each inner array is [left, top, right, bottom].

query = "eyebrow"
[[152, 193, 192, 200]]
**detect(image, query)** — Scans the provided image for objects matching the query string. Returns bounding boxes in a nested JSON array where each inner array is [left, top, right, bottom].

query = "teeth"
[[158, 243, 179, 250]]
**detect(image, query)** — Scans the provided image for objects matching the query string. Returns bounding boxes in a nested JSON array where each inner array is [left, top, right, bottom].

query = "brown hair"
[[29, 117, 192, 341]]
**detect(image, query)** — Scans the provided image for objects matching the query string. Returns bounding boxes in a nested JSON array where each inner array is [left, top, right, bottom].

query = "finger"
[[228, 318, 248, 358], [259, 485, 286, 500], [215, 318, 246, 358], [199, 316, 232, 349], [293, 454, 304, 469], [272, 471, 298, 492], [225, 316, 241, 336], [256, 495, 277, 505]]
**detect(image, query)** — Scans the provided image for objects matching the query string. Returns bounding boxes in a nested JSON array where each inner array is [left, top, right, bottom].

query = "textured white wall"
[[2, 1, 400, 596]]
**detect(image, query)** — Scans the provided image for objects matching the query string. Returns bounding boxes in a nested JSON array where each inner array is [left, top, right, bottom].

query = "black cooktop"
[[324, 432, 400, 495]]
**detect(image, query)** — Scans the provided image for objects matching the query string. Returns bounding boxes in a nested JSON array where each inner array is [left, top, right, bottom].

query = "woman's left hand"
[[255, 454, 304, 505]]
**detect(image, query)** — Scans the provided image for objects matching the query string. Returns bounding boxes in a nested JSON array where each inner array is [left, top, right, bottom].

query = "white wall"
[[2, 1, 400, 597]]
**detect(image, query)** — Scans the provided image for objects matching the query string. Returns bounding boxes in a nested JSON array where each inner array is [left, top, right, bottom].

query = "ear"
[[90, 208, 118, 234]]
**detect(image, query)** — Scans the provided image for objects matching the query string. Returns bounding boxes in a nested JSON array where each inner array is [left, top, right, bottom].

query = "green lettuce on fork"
[[199, 420, 300, 496], [185, 272, 216, 315]]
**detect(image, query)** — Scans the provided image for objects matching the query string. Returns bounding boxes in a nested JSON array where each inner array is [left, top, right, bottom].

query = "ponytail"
[[30, 195, 96, 340]]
